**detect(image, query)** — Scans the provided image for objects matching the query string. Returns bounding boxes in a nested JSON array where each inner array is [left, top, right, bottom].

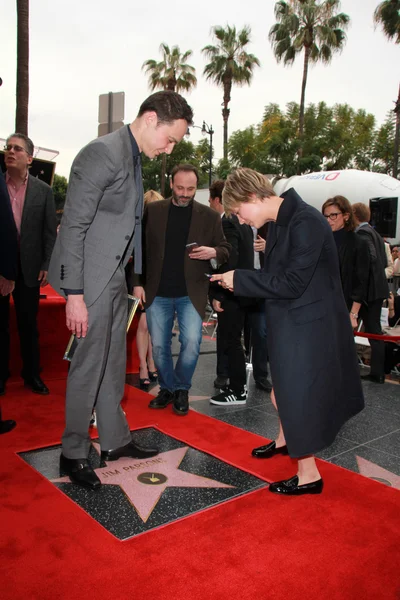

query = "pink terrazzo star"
[[356, 455, 400, 489], [52, 444, 234, 522]]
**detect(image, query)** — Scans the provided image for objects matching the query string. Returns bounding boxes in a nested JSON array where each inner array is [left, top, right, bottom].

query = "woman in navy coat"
[[212, 168, 364, 496]]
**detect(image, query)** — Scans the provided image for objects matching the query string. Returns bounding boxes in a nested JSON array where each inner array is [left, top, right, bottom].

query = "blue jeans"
[[146, 296, 203, 392]]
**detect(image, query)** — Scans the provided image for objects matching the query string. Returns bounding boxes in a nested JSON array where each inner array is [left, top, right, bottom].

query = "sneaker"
[[210, 387, 247, 406]]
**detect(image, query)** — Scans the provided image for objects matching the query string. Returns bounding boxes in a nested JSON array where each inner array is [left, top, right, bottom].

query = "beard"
[[172, 190, 196, 207]]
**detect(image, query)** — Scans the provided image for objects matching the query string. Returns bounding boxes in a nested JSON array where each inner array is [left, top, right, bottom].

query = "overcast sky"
[[1, 0, 398, 177]]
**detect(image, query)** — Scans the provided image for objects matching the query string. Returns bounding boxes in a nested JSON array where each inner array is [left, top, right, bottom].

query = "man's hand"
[[212, 299, 224, 313], [38, 270, 48, 287], [133, 286, 146, 308], [210, 271, 234, 292], [189, 246, 217, 261], [66, 295, 88, 338], [254, 235, 266, 253], [0, 276, 15, 296]]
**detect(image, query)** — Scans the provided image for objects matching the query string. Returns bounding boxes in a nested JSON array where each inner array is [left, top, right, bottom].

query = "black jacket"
[[210, 214, 255, 306], [356, 224, 389, 302], [334, 229, 370, 310], [0, 171, 18, 281]]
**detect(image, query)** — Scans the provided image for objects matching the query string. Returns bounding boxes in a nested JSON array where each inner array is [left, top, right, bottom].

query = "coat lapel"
[[21, 175, 39, 231], [187, 200, 202, 244]]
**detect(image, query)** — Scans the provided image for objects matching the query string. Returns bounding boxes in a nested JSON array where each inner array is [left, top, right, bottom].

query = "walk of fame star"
[[356, 455, 400, 489], [52, 444, 234, 522]]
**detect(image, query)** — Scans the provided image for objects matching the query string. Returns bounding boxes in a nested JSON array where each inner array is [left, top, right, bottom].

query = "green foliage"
[[52, 173, 68, 213], [228, 101, 395, 176], [374, 1, 400, 44], [142, 43, 197, 92]]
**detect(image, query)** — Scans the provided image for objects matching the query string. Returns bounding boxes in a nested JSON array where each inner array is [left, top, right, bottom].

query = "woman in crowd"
[[322, 195, 370, 329], [211, 168, 364, 496], [136, 190, 163, 389]]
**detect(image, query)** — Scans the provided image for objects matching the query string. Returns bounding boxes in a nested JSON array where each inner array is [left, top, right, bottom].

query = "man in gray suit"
[[48, 91, 193, 489], [0, 133, 57, 397]]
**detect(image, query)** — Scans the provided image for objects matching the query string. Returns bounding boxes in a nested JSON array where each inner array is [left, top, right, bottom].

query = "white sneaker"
[[210, 387, 247, 406]]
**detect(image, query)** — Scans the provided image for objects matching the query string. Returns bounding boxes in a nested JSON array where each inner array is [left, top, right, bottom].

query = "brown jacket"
[[134, 198, 230, 318]]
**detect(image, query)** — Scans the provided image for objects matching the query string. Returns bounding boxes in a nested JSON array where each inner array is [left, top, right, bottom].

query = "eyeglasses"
[[4, 144, 29, 153], [324, 212, 342, 221]]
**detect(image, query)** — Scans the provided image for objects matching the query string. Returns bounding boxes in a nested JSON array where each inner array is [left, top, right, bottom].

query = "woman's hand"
[[210, 271, 234, 292], [350, 313, 358, 329]]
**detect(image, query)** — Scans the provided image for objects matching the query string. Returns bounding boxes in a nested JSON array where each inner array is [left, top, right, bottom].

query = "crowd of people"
[[1, 90, 399, 495]]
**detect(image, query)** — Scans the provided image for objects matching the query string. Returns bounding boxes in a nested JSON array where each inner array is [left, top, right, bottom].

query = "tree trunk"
[[222, 78, 231, 160], [15, 0, 29, 135], [297, 45, 310, 172], [393, 84, 400, 179]]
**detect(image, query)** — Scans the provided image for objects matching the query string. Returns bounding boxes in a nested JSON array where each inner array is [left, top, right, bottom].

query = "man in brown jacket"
[[134, 164, 230, 416]]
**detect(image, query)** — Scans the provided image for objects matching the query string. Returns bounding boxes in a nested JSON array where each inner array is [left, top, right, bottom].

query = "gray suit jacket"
[[48, 126, 138, 307], [20, 175, 57, 287]]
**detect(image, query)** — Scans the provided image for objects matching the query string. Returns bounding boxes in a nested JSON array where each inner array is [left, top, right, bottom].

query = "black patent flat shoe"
[[269, 475, 323, 495], [252, 441, 289, 458]]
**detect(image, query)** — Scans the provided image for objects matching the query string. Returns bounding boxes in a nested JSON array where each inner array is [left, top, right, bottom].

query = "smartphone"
[[205, 273, 213, 279], [186, 242, 199, 253]]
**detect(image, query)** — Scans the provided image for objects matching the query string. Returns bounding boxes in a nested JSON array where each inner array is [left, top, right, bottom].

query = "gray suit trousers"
[[62, 265, 132, 458]]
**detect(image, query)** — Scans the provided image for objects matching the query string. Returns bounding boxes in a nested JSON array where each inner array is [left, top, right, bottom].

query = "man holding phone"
[[134, 164, 230, 416]]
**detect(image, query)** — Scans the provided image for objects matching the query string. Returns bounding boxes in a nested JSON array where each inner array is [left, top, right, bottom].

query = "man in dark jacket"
[[0, 170, 17, 433], [0, 133, 57, 396], [353, 203, 389, 384]]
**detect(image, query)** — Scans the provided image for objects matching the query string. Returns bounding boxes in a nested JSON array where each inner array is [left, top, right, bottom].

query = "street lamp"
[[201, 121, 214, 187], [193, 121, 214, 187]]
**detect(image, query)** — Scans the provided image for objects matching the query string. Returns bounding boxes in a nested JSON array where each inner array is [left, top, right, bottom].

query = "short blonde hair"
[[144, 190, 164, 205], [222, 168, 275, 215]]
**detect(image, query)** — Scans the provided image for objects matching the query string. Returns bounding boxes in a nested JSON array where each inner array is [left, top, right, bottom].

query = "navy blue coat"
[[234, 189, 364, 457], [0, 171, 18, 281]]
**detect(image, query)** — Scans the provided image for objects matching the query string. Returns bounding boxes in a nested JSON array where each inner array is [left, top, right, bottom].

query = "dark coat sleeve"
[[0, 171, 18, 281], [350, 235, 370, 305], [234, 212, 325, 300], [209, 217, 239, 304]]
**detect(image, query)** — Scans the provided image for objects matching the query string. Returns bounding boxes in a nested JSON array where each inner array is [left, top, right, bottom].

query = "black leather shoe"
[[361, 374, 385, 384], [148, 388, 174, 409], [214, 375, 229, 388], [252, 441, 289, 458], [173, 389, 189, 416], [101, 440, 159, 461], [59, 454, 101, 489], [269, 475, 323, 495], [24, 376, 49, 395], [0, 380, 5, 396], [0, 419, 16, 434], [255, 377, 273, 393]]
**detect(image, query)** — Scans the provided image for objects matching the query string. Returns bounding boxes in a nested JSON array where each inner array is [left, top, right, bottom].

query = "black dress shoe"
[[269, 475, 323, 495], [361, 374, 385, 384], [255, 377, 273, 393], [213, 375, 229, 388], [59, 454, 101, 489], [101, 440, 159, 461], [0, 419, 16, 434], [252, 441, 289, 458], [0, 380, 5, 396], [24, 376, 49, 395], [148, 388, 174, 409], [173, 389, 189, 416]]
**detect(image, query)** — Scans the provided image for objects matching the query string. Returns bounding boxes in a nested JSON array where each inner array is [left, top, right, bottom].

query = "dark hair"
[[352, 202, 370, 223], [6, 132, 34, 156], [171, 163, 199, 184], [209, 179, 225, 203], [138, 91, 193, 126], [322, 195, 355, 231]]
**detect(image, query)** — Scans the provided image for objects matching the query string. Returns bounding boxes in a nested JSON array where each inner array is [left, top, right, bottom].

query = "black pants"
[[360, 299, 385, 378], [246, 300, 269, 381], [0, 272, 40, 381], [216, 297, 246, 392]]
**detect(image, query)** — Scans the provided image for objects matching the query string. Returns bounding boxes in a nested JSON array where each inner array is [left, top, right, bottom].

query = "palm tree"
[[374, 0, 400, 42], [16, 0, 29, 134], [269, 0, 350, 169], [142, 44, 197, 195], [202, 25, 260, 160], [374, 1, 400, 178]]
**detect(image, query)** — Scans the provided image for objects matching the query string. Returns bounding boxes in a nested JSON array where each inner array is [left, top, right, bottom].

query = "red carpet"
[[8, 286, 139, 382], [1, 379, 400, 600]]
